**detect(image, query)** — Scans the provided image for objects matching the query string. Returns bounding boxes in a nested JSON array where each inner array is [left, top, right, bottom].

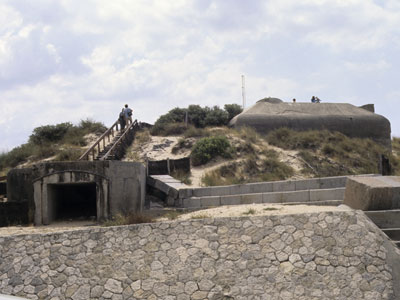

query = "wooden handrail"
[[78, 119, 120, 160], [100, 120, 139, 160]]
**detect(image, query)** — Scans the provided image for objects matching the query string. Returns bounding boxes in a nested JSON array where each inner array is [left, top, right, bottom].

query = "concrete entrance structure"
[[7, 161, 146, 225], [229, 98, 391, 148]]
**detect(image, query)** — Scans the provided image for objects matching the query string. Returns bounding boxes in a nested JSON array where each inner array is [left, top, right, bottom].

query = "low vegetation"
[[151, 104, 242, 136], [0, 119, 106, 173], [266, 128, 392, 177], [102, 212, 154, 226], [191, 136, 234, 166]]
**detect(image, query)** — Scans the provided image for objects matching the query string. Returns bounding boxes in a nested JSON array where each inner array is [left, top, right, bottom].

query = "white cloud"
[[1, 0, 400, 151]]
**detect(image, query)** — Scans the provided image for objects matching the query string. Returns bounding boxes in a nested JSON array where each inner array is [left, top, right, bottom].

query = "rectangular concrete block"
[[280, 190, 310, 203], [192, 188, 212, 197], [344, 176, 400, 211], [200, 196, 221, 208], [220, 195, 241, 206], [247, 182, 273, 193], [182, 197, 201, 208], [178, 188, 193, 199], [294, 179, 320, 191], [208, 186, 231, 196], [310, 188, 345, 201], [240, 193, 263, 204], [319, 176, 347, 189], [262, 192, 283, 203], [272, 180, 295, 192]]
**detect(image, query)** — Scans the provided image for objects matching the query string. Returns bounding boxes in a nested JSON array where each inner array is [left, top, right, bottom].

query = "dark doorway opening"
[[47, 183, 97, 221]]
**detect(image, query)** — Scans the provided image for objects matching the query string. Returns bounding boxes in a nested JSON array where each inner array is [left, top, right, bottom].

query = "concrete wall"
[[7, 161, 146, 225], [0, 181, 6, 196], [0, 202, 29, 227], [0, 210, 398, 299]]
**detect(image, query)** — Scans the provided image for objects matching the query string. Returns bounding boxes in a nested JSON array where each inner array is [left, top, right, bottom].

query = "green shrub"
[[151, 104, 242, 136], [0, 144, 34, 169], [187, 105, 207, 128], [191, 136, 233, 166], [29, 122, 73, 145], [78, 118, 107, 134], [204, 106, 229, 126], [224, 104, 243, 120]]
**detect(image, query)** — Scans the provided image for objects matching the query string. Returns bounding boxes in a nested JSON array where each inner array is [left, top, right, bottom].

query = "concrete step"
[[182, 189, 345, 209], [365, 210, 400, 229], [382, 228, 400, 240], [282, 200, 343, 207]]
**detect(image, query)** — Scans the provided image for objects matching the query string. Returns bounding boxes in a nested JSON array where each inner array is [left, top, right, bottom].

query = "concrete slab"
[[344, 176, 400, 210], [294, 179, 320, 191], [178, 189, 193, 199], [182, 197, 201, 208], [201, 196, 221, 207], [220, 195, 241, 206], [319, 176, 347, 189], [310, 188, 345, 201], [241, 193, 263, 204], [262, 192, 283, 203], [365, 210, 400, 228], [280, 190, 310, 203], [208, 186, 231, 196], [246, 182, 273, 193], [272, 180, 296, 192]]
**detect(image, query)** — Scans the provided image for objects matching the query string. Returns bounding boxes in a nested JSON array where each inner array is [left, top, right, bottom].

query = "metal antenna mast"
[[241, 75, 246, 109]]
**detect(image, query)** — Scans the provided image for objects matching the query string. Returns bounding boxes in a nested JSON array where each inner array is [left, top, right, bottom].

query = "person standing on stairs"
[[119, 108, 126, 131], [123, 104, 133, 126]]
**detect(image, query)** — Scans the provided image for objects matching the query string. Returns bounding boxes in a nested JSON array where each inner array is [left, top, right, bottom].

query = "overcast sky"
[[1, 0, 399, 152]]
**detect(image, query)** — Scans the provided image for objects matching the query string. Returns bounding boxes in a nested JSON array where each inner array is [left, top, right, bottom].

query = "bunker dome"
[[229, 98, 391, 148]]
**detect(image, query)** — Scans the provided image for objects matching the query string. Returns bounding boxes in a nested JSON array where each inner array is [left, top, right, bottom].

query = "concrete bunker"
[[6, 161, 146, 226], [229, 97, 392, 148]]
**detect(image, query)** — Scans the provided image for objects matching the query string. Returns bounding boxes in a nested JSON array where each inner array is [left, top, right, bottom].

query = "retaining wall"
[[0, 210, 399, 299]]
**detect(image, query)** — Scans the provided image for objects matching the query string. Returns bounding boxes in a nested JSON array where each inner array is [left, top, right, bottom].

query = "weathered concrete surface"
[[7, 161, 146, 225], [0, 210, 398, 299], [229, 99, 391, 148], [344, 176, 400, 211]]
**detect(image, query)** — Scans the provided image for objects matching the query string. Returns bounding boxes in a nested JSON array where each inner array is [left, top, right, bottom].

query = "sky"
[[1, 0, 400, 152]]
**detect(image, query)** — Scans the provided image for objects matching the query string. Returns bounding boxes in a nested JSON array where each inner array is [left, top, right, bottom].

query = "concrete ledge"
[[344, 176, 400, 210], [220, 195, 241, 206], [200, 196, 221, 208], [310, 188, 345, 201], [365, 210, 400, 229], [241, 193, 263, 204]]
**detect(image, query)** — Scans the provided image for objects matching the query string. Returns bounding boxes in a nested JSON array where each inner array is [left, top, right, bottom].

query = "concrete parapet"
[[344, 176, 400, 210]]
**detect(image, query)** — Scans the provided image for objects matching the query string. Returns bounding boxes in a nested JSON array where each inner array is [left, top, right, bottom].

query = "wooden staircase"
[[79, 119, 141, 161]]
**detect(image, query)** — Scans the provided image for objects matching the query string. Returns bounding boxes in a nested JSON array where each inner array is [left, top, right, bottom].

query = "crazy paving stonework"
[[0, 210, 398, 300]]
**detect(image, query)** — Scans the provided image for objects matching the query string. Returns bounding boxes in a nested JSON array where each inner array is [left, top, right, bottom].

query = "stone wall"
[[0, 210, 399, 299]]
